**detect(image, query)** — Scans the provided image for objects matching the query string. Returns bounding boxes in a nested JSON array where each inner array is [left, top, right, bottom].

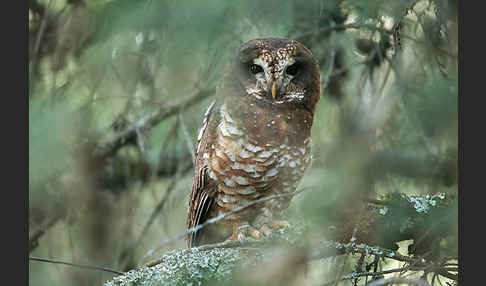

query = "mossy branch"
[[104, 192, 457, 286]]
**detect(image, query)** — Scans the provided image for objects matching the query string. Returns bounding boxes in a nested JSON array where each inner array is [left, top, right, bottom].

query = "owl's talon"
[[225, 222, 264, 242], [224, 220, 289, 242], [236, 222, 250, 241], [248, 228, 262, 239], [237, 232, 246, 241], [224, 232, 239, 242], [270, 220, 290, 229], [259, 224, 272, 237]]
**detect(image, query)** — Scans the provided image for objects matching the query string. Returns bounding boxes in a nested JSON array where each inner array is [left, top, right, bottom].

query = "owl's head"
[[227, 38, 320, 111]]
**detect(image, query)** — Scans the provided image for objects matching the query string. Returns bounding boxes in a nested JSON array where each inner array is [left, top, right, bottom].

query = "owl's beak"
[[267, 80, 282, 99], [271, 82, 278, 99]]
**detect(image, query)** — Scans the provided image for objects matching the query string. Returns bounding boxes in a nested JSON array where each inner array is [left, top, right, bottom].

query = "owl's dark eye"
[[286, 63, 300, 76], [249, 64, 264, 74]]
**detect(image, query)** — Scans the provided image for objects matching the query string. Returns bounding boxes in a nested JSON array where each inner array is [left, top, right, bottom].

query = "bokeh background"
[[29, 0, 458, 285]]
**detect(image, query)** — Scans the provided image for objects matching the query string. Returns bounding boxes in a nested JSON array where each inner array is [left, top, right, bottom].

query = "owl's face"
[[232, 38, 320, 108]]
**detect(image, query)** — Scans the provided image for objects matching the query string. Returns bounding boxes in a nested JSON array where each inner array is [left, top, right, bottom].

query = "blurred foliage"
[[29, 0, 458, 285]]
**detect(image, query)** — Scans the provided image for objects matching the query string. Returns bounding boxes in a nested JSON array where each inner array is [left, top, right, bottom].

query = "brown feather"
[[186, 38, 320, 248], [186, 101, 219, 247]]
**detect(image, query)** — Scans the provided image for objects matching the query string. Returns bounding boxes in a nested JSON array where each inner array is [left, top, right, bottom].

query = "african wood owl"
[[187, 38, 321, 248]]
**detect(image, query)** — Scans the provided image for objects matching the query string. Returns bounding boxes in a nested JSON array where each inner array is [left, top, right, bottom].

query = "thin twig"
[[66, 222, 77, 266], [342, 226, 359, 286], [321, 48, 336, 93], [135, 126, 151, 162], [330, 57, 373, 78], [119, 160, 193, 267], [375, 61, 393, 105], [94, 88, 214, 159], [178, 112, 196, 164], [311, 239, 458, 282], [366, 277, 430, 286], [293, 22, 391, 42], [310, 240, 423, 266], [30, 0, 53, 92], [354, 253, 366, 286], [141, 160, 191, 238], [29, 257, 124, 275], [333, 256, 348, 286], [323, 266, 413, 286], [29, 208, 66, 253], [414, 211, 456, 250], [150, 118, 180, 182]]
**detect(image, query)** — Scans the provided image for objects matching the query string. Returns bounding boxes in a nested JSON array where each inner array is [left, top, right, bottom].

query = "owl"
[[187, 38, 321, 248]]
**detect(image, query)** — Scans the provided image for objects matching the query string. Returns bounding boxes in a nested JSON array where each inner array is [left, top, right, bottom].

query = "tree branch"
[[29, 257, 124, 275], [106, 188, 457, 285], [94, 88, 214, 160], [293, 23, 392, 43], [29, 0, 53, 92], [29, 207, 66, 253]]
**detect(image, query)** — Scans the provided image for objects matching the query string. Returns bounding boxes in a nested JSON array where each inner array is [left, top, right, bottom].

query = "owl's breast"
[[229, 98, 313, 146], [200, 104, 312, 221]]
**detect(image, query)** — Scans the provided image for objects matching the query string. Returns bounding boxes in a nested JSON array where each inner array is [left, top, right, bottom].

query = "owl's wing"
[[186, 100, 219, 248]]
